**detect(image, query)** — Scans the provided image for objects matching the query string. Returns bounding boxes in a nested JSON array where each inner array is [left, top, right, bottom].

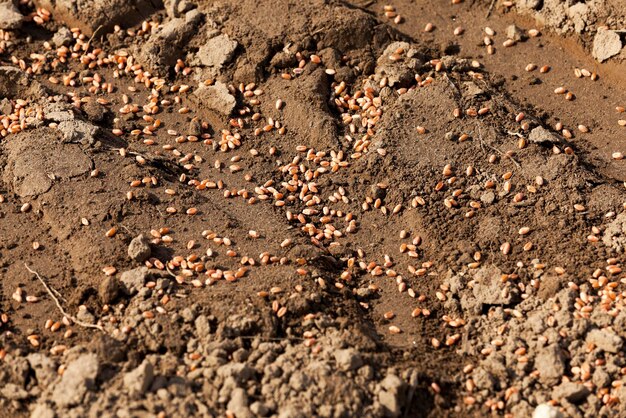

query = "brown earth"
[[0, 0, 625, 417]]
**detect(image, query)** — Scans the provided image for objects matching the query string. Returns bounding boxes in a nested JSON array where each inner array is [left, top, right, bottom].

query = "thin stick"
[[25, 264, 105, 332], [486, 0, 497, 18], [80, 25, 103, 60]]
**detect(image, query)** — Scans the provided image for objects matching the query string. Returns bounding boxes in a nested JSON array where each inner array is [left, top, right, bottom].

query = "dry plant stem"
[[24, 263, 106, 332], [486, 0, 497, 18], [80, 25, 103, 60]]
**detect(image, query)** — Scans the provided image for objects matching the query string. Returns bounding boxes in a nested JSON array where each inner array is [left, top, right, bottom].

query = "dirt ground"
[[0, 0, 625, 417]]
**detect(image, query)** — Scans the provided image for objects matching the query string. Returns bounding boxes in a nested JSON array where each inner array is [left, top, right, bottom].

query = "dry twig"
[[25, 264, 105, 332]]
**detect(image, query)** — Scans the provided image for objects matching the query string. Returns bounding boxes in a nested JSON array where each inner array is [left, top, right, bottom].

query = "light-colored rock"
[[52, 353, 99, 407], [586, 328, 623, 353], [121, 267, 149, 294], [0, 1, 23, 30], [471, 265, 519, 306], [528, 126, 561, 144], [603, 212, 626, 253], [378, 374, 406, 418], [592, 29, 622, 63], [334, 348, 363, 371], [123, 360, 154, 397], [505, 25, 524, 41], [52, 27, 73, 46], [535, 344, 565, 385], [567, 3, 589, 34], [533, 404, 564, 418], [192, 81, 237, 116], [128, 234, 152, 262], [31, 403, 56, 418], [196, 34, 238, 72]]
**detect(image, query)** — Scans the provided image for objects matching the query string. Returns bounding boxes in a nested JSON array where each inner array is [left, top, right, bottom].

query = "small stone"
[[99, 276, 121, 304], [128, 234, 152, 262], [592, 368, 611, 389], [603, 212, 626, 253], [334, 348, 364, 371], [82, 99, 107, 123], [250, 401, 269, 417], [0, 1, 23, 30], [480, 192, 495, 205], [528, 126, 561, 144], [535, 344, 565, 386], [516, 0, 542, 10], [31, 404, 56, 418], [567, 3, 589, 34], [552, 382, 590, 403], [192, 81, 237, 116], [227, 387, 251, 417], [374, 41, 423, 87], [121, 267, 149, 295], [26, 353, 57, 388], [52, 353, 99, 407], [592, 29, 622, 63], [0, 383, 29, 400], [371, 184, 387, 200], [506, 25, 525, 42], [471, 265, 519, 306], [164, 0, 196, 17], [196, 34, 238, 71], [378, 374, 406, 418], [533, 404, 564, 418], [52, 27, 73, 47], [76, 306, 95, 324], [124, 360, 154, 397], [586, 328, 623, 353], [188, 119, 202, 136], [195, 314, 211, 339]]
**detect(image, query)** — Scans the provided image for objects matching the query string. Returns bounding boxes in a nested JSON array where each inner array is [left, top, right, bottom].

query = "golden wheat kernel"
[[388, 325, 401, 334]]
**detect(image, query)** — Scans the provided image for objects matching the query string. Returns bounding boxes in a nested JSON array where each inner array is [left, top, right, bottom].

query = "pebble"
[[52, 354, 99, 407], [533, 404, 564, 418], [123, 360, 154, 397], [98, 276, 121, 304], [128, 234, 152, 262], [121, 267, 150, 295], [586, 328, 623, 353], [334, 348, 364, 371], [592, 28, 623, 62], [505, 25, 525, 42]]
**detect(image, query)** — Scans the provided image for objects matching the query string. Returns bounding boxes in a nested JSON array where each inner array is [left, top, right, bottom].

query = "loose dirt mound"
[[0, 1, 625, 418]]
